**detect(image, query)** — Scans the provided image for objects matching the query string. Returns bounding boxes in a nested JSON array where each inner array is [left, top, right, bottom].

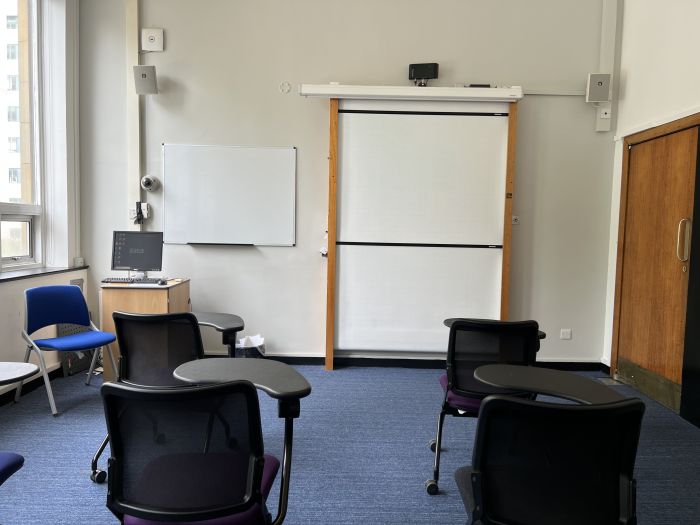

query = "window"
[[1, 0, 41, 269], [1, 219, 31, 259]]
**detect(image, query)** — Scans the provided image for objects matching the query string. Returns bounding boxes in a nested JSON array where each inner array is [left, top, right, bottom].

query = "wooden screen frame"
[[611, 111, 700, 377], [325, 99, 339, 370], [324, 100, 518, 370]]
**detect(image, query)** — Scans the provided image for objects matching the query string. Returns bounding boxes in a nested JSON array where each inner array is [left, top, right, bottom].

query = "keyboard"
[[101, 277, 163, 284]]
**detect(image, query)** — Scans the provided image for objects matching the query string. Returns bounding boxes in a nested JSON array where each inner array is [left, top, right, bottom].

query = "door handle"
[[677, 218, 691, 262]]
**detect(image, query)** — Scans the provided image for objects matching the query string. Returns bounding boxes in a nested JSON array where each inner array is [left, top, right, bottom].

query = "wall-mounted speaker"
[[585, 73, 611, 103], [133, 65, 158, 95]]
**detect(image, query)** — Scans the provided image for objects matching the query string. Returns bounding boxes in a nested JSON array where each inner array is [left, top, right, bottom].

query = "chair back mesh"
[[472, 395, 645, 525], [25, 285, 91, 334], [447, 319, 540, 396], [102, 381, 265, 522], [113, 312, 204, 386]]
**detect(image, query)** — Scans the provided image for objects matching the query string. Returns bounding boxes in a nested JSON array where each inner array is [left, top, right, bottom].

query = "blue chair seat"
[[33, 330, 116, 352], [0, 452, 24, 487]]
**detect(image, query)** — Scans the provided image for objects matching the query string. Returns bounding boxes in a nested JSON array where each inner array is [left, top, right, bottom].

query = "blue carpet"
[[0, 366, 698, 524]]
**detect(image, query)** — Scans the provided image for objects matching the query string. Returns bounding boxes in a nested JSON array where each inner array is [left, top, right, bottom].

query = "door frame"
[[611, 111, 700, 376]]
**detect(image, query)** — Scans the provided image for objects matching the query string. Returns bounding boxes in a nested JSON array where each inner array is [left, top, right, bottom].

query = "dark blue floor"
[[0, 366, 698, 524]]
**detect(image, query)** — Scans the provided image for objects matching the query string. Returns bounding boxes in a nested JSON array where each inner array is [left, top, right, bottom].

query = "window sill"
[[0, 265, 88, 284]]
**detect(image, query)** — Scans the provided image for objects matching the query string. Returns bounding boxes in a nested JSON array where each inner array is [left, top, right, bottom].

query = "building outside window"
[[0, 1, 40, 266]]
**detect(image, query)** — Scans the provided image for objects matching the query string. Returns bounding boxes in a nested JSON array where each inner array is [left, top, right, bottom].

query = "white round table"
[[0, 362, 39, 386]]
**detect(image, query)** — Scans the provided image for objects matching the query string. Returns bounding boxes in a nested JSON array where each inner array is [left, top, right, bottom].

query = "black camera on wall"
[[409, 63, 439, 87]]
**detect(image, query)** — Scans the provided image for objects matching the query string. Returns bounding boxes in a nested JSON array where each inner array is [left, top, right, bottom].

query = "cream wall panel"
[[80, 0, 613, 360]]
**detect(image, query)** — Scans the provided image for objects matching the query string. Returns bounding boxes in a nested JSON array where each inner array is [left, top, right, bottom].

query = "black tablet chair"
[[426, 319, 541, 495], [90, 311, 205, 483], [455, 395, 645, 525], [16, 285, 117, 415], [102, 380, 282, 525]]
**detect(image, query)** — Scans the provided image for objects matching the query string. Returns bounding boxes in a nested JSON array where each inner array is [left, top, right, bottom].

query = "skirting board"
[[269, 354, 609, 373]]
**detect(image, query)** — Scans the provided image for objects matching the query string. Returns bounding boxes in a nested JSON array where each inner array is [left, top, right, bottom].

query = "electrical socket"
[[560, 328, 572, 340], [598, 107, 612, 119], [512, 215, 520, 225]]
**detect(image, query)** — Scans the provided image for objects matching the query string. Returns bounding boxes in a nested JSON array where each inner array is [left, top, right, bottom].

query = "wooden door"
[[615, 126, 698, 409]]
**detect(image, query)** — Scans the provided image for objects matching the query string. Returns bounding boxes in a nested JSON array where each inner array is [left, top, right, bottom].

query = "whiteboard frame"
[[324, 99, 519, 368], [162, 144, 296, 247]]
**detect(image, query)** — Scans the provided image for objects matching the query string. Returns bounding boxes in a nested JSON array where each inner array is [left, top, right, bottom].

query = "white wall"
[[616, 0, 700, 136], [80, 0, 615, 361]]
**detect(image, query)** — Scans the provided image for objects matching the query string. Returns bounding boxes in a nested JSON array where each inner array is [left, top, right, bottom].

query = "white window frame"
[[0, 0, 43, 271], [0, 211, 41, 266], [0, 0, 80, 272]]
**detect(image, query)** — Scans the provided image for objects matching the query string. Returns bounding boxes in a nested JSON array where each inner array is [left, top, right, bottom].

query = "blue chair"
[[14, 285, 117, 415], [0, 452, 24, 487]]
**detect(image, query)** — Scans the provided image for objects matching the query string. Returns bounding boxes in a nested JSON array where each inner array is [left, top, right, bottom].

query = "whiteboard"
[[334, 101, 511, 353], [336, 245, 502, 351], [163, 144, 296, 246], [338, 112, 508, 244]]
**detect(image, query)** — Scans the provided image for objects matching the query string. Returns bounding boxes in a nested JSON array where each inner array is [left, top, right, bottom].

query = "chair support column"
[[272, 399, 298, 525], [13, 346, 32, 402], [86, 349, 100, 385]]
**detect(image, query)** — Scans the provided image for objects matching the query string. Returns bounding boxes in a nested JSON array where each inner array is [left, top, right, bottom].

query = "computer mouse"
[[157, 279, 168, 285]]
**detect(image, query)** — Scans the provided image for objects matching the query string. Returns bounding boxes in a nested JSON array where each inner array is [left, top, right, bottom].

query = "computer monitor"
[[111, 231, 163, 272]]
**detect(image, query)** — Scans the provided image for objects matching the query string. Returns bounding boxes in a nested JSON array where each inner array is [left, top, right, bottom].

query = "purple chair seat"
[[0, 452, 24, 487], [439, 373, 482, 413], [124, 453, 280, 525]]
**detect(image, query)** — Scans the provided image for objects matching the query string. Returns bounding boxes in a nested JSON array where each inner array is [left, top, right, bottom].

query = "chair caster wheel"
[[425, 479, 439, 495], [91, 470, 107, 484], [429, 439, 437, 452]]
